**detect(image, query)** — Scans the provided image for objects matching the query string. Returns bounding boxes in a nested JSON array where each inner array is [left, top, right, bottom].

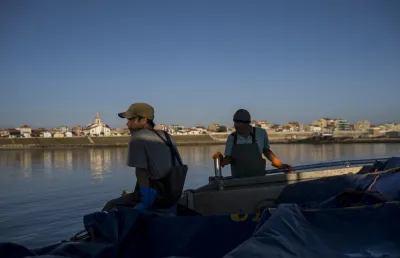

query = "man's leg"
[[102, 192, 140, 211]]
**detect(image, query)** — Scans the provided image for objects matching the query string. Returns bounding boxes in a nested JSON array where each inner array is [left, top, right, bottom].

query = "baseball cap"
[[118, 103, 155, 120]]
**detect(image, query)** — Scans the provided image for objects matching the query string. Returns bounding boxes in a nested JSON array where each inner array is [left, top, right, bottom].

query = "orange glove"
[[212, 151, 223, 160], [212, 152, 227, 167], [271, 157, 290, 167], [271, 157, 284, 168], [272, 157, 294, 172]]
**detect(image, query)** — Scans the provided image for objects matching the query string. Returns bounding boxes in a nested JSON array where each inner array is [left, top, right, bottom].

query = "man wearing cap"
[[213, 109, 291, 178], [102, 103, 187, 211]]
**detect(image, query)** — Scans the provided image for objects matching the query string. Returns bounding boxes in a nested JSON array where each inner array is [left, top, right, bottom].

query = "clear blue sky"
[[1, 0, 399, 129]]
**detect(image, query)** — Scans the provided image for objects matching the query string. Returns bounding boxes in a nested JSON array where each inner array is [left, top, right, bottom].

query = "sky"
[[0, 0, 399, 129]]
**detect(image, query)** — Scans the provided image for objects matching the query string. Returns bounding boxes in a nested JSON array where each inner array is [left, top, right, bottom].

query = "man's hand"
[[212, 151, 223, 160], [281, 164, 296, 173], [220, 157, 231, 167], [212, 152, 230, 167]]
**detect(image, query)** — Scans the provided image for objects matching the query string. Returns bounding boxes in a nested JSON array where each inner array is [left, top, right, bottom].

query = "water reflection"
[[88, 149, 112, 180], [0, 143, 399, 182], [20, 151, 32, 178], [43, 151, 52, 177], [66, 150, 73, 172]]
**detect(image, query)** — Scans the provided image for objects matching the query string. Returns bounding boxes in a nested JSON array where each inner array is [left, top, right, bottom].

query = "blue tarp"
[[225, 203, 400, 258], [0, 209, 261, 258], [276, 157, 400, 208], [1, 157, 400, 258], [2, 203, 400, 258]]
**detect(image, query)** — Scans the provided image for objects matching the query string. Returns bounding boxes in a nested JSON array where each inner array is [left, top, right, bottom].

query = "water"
[[0, 143, 399, 248]]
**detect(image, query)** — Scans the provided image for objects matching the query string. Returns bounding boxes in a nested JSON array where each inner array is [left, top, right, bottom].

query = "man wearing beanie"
[[213, 109, 291, 178]]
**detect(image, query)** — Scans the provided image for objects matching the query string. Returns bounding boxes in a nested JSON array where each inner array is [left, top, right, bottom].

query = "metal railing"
[[213, 158, 388, 177]]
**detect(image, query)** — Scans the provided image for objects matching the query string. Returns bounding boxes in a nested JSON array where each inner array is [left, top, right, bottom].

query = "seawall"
[[0, 135, 222, 149], [0, 134, 399, 150]]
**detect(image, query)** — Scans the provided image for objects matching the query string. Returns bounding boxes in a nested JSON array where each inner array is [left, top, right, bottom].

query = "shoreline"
[[0, 135, 400, 150]]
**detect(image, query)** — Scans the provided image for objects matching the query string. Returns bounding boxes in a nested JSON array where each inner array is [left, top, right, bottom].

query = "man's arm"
[[262, 129, 274, 162], [128, 137, 149, 178], [221, 135, 233, 166], [261, 129, 290, 169], [211, 135, 233, 166], [135, 167, 150, 187], [128, 137, 157, 208], [263, 148, 276, 162]]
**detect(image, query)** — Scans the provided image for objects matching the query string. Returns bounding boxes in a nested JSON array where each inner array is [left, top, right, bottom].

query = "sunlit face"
[[234, 121, 251, 134], [127, 117, 148, 134]]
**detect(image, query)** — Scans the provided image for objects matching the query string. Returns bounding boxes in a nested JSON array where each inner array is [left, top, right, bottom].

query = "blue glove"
[[133, 186, 158, 210]]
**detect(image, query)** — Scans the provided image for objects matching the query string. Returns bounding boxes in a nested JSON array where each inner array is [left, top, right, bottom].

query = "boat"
[[1, 157, 400, 258], [178, 158, 379, 216]]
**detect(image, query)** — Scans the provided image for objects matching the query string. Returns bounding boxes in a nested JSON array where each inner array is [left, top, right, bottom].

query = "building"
[[83, 113, 111, 136], [354, 120, 371, 131], [193, 125, 207, 132], [0, 130, 9, 138], [251, 120, 270, 130], [155, 124, 169, 131], [53, 132, 64, 138], [310, 126, 322, 133], [270, 124, 281, 132], [284, 122, 301, 132], [335, 119, 350, 131], [187, 129, 202, 135], [41, 132, 52, 138], [379, 123, 400, 132], [18, 125, 32, 137], [312, 119, 328, 128], [368, 127, 382, 136], [8, 129, 21, 138], [190, 125, 208, 134], [57, 126, 69, 133], [65, 132, 73, 137], [302, 125, 311, 132], [31, 130, 42, 137], [208, 123, 220, 132]]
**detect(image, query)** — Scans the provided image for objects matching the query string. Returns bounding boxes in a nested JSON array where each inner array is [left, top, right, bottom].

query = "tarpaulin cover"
[[225, 202, 400, 258], [0, 209, 261, 258], [276, 157, 400, 208], [1, 157, 400, 258]]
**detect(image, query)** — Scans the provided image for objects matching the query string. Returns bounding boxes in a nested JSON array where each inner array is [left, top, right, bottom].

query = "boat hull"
[[178, 166, 365, 215]]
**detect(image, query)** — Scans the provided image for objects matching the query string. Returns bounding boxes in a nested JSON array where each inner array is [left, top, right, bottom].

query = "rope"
[[364, 166, 400, 192], [364, 166, 400, 175]]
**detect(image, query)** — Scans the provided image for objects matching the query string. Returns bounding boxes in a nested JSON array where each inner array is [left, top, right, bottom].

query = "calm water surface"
[[0, 143, 399, 247]]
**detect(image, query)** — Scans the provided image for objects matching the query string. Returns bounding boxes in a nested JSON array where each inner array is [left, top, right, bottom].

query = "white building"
[[65, 132, 73, 137], [310, 126, 322, 133], [58, 126, 69, 133], [0, 130, 9, 137], [187, 129, 201, 135], [83, 113, 111, 136], [191, 125, 207, 134], [41, 132, 52, 138], [18, 125, 32, 138]]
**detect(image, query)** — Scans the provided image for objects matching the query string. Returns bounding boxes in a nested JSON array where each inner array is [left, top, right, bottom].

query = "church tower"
[[94, 112, 101, 124]]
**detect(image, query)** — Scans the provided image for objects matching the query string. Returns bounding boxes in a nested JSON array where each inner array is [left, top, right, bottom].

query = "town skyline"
[[2, 115, 400, 139], [1, 112, 399, 131]]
